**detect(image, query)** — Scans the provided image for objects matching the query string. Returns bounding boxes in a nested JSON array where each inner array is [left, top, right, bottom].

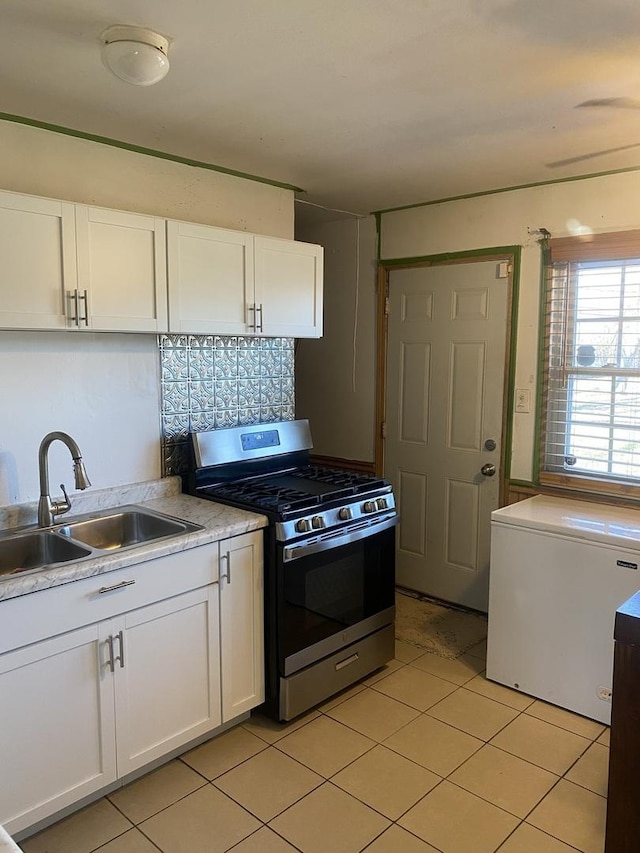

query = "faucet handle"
[[52, 483, 72, 519]]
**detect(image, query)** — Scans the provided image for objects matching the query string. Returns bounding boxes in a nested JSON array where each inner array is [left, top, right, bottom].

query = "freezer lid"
[[491, 495, 640, 549]]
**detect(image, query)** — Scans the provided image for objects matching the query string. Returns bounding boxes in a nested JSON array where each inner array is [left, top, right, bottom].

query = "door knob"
[[480, 463, 497, 477]]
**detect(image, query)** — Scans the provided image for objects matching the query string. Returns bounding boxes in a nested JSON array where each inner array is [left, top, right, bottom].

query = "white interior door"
[[385, 259, 510, 611]]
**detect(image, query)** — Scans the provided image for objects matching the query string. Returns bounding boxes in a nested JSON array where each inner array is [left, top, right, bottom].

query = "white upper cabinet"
[[167, 220, 323, 338], [0, 187, 323, 337], [167, 220, 253, 335], [75, 206, 168, 333], [254, 236, 323, 338], [0, 191, 76, 330]]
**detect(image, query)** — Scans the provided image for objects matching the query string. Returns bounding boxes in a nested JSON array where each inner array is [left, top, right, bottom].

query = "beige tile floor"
[[18, 636, 609, 853]]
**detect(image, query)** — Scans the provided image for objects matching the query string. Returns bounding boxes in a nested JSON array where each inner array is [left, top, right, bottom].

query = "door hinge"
[[497, 261, 512, 278], [381, 421, 387, 439], [384, 296, 390, 316]]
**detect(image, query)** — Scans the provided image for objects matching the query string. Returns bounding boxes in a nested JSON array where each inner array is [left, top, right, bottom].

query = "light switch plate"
[[515, 389, 531, 413]]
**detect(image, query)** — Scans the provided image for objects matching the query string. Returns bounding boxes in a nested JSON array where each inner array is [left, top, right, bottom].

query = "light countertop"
[[0, 477, 267, 602], [0, 824, 20, 852]]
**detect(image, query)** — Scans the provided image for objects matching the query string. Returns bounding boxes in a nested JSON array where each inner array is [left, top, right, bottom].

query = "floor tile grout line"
[[240, 712, 322, 746], [521, 707, 607, 741], [223, 821, 307, 853], [441, 766, 559, 825], [20, 646, 608, 853], [210, 760, 325, 825], [71, 822, 134, 853], [87, 822, 165, 853]]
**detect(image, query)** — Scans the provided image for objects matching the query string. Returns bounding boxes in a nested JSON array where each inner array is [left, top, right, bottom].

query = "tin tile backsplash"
[[160, 334, 295, 476]]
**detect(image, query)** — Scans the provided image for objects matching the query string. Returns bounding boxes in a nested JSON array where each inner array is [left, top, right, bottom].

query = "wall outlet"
[[597, 686, 613, 702], [515, 389, 531, 413]]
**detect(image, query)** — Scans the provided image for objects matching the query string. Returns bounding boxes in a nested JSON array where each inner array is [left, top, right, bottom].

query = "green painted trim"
[[509, 479, 537, 488], [0, 112, 304, 193], [372, 162, 640, 216], [374, 212, 382, 261], [502, 246, 522, 483], [532, 239, 551, 484], [380, 245, 520, 266]]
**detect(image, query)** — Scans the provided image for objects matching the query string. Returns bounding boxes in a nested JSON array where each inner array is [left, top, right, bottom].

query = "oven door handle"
[[283, 514, 398, 562]]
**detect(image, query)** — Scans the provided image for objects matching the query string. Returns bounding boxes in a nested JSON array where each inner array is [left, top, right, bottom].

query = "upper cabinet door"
[[75, 206, 168, 333], [167, 221, 254, 335], [0, 191, 76, 330], [254, 237, 323, 338]]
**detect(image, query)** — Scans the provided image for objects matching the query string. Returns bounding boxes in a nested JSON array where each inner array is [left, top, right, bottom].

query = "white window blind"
[[541, 231, 640, 489]]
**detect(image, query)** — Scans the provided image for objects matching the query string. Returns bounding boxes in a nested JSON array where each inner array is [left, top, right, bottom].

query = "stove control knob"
[[296, 518, 311, 533], [376, 498, 388, 510], [363, 501, 377, 513], [338, 507, 352, 521], [311, 516, 325, 529]]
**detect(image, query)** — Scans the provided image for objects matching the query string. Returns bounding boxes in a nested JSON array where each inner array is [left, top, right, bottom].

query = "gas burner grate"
[[201, 482, 319, 513], [293, 466, 387, 494]]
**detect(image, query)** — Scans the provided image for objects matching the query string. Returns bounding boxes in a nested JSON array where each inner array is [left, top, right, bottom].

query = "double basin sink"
[[0, 506, 203, 578]]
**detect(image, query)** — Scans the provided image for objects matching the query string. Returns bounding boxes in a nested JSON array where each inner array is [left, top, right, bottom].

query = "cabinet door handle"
[[220, 552, 231, 584], [247, 304, 257, 331], [66, 290, 79, 327], [79, 289, 89, 326], [98, 579, 136, 594], [256, 303, 264, 333], [106, 635, 115, 673], [114, 630, 125, 669]]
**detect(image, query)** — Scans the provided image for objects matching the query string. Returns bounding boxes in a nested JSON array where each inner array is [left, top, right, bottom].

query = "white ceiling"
[[4, 0, 640, 215]]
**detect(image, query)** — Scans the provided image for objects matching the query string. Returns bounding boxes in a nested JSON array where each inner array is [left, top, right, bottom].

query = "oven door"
[[277, 515, 397, 676]]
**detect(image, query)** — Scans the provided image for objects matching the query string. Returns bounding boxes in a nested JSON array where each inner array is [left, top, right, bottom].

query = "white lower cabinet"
[[0, 530, 264, 837], [220, 531, 264, 720], [0, 624, 117, 834], [110, 584, 221, 777]]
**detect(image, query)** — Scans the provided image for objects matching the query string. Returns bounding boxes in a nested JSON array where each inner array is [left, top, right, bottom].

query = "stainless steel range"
[[187, 419, 397, 721]]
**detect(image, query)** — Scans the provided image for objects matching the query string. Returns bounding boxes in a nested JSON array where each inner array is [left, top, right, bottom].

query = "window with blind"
[[541, 230, 640, 492]]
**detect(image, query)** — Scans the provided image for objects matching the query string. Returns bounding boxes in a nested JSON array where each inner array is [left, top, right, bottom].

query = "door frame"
[[375, 246, 521, 509]]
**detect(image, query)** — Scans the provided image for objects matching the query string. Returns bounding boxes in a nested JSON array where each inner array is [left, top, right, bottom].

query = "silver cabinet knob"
[[480, 463, 497, 477]]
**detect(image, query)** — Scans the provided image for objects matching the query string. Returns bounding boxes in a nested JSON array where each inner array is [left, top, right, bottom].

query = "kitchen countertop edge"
[[0, 492, 267, 603]]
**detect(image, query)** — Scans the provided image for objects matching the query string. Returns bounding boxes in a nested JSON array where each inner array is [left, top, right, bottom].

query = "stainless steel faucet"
[[38, 431, 91, 527]]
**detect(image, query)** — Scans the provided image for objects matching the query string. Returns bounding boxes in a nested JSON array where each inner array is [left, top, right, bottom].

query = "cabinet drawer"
[[0, 542, 220, 654]]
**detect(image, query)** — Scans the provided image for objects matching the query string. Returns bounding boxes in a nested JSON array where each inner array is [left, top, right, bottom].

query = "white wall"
[[296, 216, 377, 462], [380, 171, 640, 482], [0, 332, 159, 504], [0, 121, 294, 237], [0, 120, 295, 506]]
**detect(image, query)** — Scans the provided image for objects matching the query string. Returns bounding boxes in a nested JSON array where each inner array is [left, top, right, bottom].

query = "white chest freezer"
[[486, 495, 640, 724]]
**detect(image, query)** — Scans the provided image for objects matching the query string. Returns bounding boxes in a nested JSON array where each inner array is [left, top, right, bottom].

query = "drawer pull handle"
[[335, 653, 359, 672], [98, 579, 136, 594]]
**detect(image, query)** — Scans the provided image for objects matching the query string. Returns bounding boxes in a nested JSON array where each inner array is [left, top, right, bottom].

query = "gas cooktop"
[[188, 420, 396, 541]]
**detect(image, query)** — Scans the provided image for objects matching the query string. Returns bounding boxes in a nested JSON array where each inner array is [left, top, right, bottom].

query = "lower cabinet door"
[[113, 585, 221, 776], [0, 624, 117, 836], [220, 531, 265, 721]]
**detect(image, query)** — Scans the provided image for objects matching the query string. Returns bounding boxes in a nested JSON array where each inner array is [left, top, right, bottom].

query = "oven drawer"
[[279, 623, 395, 721]]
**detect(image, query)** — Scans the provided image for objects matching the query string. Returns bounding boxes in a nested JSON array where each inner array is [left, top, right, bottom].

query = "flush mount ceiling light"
[[102, 26, 170, 86]]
